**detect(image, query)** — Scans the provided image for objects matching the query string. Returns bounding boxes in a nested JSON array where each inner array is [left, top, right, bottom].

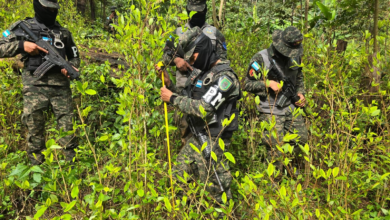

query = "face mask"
[[187, 6, 207, 28], [192, 34, 219, 71], [33, 0, 58, 27]]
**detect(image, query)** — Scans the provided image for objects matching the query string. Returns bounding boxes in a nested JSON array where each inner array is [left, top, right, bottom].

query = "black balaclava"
[[272, 44, 289, 63], [192, 34, 219, 71], [187, 6, 207, 28], [33, 0, 58, 27]]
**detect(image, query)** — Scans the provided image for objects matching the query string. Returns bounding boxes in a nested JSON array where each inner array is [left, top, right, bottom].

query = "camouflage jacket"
[[0, 18, 80, 86], [243, 46, 305, 97], [104, 16, 118, 32], [168, 60, 240, 120], [163, 22, 228, 93]]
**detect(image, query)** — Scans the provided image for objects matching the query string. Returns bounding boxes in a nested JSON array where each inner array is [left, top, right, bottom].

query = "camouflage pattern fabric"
[[187, 0, 207, 11], [38, 0, 60, 9], [104, 16, 118, 34], [0, 18, 80, 164], [243, 46, 305, 99], [162, 22, 228, 92], [272, 26, 303, 58], [173, 136, 232, 204], [259, 109, 308, 180], [169, 61, 240, 120], [22, 85, 77, 165]]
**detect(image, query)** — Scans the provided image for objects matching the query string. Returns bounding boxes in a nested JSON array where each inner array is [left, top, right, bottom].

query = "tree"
[[90, 0, 96, 21]]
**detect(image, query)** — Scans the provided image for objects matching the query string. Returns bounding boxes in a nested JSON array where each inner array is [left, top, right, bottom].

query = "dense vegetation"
[[0, 0, 389, 219]]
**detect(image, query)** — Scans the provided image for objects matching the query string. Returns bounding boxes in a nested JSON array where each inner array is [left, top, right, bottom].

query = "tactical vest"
[[184, 64, 239, 139], [256, 49, 301, 115], [12, 18, 66, 72]]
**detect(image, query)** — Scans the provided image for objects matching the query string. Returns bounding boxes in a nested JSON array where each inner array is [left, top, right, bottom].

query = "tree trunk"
[[373, 0, 379, 53], [77, 0, 87, 15], [212, 0, 218, 28], [305, 0, 309, 31], [103, 0, 106, 21], [90, 0, 96, 21], [218, 0, 225, 28]]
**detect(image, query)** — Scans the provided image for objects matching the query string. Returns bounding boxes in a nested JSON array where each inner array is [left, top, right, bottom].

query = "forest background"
[[0, 0, 390, 219]]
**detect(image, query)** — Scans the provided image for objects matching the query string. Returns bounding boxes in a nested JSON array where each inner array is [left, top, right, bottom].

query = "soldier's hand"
[[160, 86, 173, 103], [155, 64, 171, 86], [174, 57, 193, 72], [268, 80, 281, 93], [24, 41, 48, 56], [61, 66, 79, 78], [295, 93, 306, 107]]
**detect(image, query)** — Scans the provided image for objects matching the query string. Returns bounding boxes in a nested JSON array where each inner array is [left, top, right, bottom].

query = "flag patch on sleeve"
[[2, 30, 10, 38], [196, 80, 203, 88], [251, 61, 260, 72]]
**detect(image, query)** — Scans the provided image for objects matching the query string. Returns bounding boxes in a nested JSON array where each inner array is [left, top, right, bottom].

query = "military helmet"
[[39, 0, 60, 9], [110, 6, 117, 12], [187, 0, 207, 12], [179, 26, 205, 61], [272, 26, 304, 58]]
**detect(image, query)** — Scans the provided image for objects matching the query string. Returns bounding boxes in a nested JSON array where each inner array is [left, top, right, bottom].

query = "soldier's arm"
[[172, 72, 239, 119], [295, 65, 305, 95], [243, 53, 267, 95], [0, 31, 24, 58], [64, 31, 80, 68], [215, 29, 227, 60]]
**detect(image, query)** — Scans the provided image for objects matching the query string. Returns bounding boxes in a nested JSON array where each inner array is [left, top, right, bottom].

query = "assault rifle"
[[269, 59, 300, 107], [18, 22, 80, 80], [187, 115, 225, 193]]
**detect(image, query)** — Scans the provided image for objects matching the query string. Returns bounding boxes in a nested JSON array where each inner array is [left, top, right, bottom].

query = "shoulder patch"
[[222, 42, 227, 51], [249, 69, 255, 77], [2, 30, 10, 38], [251, 61, 261, 72], [219, 76, 233, 92], [205, 27, 214, 35]]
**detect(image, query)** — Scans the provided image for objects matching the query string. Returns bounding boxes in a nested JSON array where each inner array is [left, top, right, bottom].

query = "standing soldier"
[[157, 27, 240, 209], [163, 0, 228, 144], [104, 6, 118, 34], [0, 0, 80, 165], [243, 26, 308, 181]]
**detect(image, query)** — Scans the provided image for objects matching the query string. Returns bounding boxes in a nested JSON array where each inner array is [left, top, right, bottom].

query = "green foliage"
[[0, 0, 389, 219]]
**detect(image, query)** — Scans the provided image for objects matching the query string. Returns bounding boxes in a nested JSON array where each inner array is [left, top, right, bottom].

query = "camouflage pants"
[[260, 109, 308, 175], [22, 85, 77, 165], [173, 136, 232, 204]]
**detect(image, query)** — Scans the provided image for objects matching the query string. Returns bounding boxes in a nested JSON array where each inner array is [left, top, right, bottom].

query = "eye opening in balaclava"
[[192, 34, 219, 71], [187, 5, 207, 28], [33, 0, 58, 27]]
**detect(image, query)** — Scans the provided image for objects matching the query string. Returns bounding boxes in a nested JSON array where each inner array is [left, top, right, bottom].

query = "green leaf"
[[100, 75, 105, 83], [211, 151, 217, 162], [50, 145, 62, 149], [279, 185, 286, 197], [34, 206, 47, 219], [255, 96, 260, 105], [201, 141, 208, 152], [199, 105, 207, 117], [297, 183, 302, 193], [64, 200, 77, 212], [164, 197, 172, 212], [380, 173, 390, 180], [283, 133, 298, 142], [219, 138, 225, 151], [332, 167, 339, 177], [137, 189, 144, 197], [222, 192, 227, 204], [33, 173, 41, 183], [224, 152, 236, 164], [71, 186, 79, 199], [99, 135, 109, 142], [85, 89, 97, 95], [189, 11, 197, 19], [190, 143, 201, 154], [316, 2, 332, 20], [371, 109, 380, 117], [31, 166, 44, 173], [267, 163, 274, 177]]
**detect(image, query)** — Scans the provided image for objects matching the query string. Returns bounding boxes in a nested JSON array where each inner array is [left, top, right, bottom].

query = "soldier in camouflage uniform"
[[0, 0, 80, 165], [104, 6, 118, 34], [243, 26, 308, 180], [157, 27, 240, 206], [162, 0, 228, 144]]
